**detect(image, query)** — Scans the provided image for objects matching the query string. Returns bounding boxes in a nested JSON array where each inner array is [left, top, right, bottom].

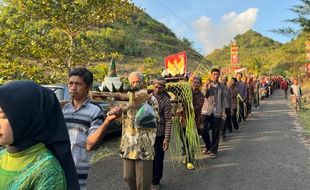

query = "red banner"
[[164, 52, 187, 77], [230, 42, 239, 65]]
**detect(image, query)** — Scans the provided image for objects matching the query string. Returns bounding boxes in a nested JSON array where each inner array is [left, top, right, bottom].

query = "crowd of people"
[[0, 66, 303, 190]]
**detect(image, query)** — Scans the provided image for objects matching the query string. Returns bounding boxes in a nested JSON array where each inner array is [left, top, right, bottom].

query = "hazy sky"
[[133, 0, 301, 55]]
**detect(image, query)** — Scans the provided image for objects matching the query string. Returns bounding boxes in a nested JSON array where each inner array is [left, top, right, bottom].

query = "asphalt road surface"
[[87, 90, 310, 190]]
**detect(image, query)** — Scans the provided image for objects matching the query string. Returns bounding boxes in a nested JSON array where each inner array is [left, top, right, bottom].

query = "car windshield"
[[48, 87, 65, 101], [43, 85, 70, 101], [51, 87, 65, 101]]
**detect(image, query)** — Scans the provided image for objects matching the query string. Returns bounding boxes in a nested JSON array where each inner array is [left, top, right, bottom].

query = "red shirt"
[[281, 81, 288, 90]]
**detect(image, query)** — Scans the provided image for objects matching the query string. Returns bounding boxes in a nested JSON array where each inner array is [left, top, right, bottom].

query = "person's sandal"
[[202, 148, 210, 154]]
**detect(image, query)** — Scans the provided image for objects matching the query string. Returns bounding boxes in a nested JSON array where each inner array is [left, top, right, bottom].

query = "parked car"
[[43, 84, 70, 102], [43, 84, 122, 136], [94, 101, 123, 136]]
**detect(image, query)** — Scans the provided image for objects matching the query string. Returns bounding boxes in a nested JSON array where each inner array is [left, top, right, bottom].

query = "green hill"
[[271, 32, 308, 77], [106, 9, 204, 73], [0, 5, 205, 84], [205, 29, 308, 77], [206, 29, 282, 68], [1, 2, 305, 82]]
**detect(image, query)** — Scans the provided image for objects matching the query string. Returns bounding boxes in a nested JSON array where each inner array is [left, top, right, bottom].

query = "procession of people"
[[0, 65, 303, 190]]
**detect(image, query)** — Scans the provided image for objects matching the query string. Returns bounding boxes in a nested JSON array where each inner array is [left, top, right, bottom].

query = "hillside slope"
[[205, 29, 308, 76], [106, 9, 205, 74], [0, 6, 205, 84], [205, 29, 282, 68]]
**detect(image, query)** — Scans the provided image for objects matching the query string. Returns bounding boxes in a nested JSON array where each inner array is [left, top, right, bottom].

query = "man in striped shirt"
[[151, 78, 172, 190], [62, 67, 116, 190]]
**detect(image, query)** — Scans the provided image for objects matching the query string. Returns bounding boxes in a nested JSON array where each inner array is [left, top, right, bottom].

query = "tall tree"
[[274, 0, 310, 35], [247, 57, 265, 76], [0, 0, 136, 82]]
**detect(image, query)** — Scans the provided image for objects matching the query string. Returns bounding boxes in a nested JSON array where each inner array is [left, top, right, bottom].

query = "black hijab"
[[0, 80, 80, 190]]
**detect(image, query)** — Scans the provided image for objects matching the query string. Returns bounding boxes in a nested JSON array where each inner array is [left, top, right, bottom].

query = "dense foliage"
[[2, 1, 307, 83], [0, 1, 202, 84], [274, 0, 310, 36]]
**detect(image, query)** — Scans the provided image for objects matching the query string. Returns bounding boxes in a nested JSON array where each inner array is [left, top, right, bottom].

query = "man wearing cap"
[[115, 71, 159, 190], [191, 76, 205, 133], [151, 78, 172, 190]]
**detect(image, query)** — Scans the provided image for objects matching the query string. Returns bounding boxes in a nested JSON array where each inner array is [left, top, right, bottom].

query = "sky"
[[132, 0, 301, 55]]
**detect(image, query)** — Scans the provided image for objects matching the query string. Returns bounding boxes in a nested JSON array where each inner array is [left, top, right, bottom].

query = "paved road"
[[88, 90, 310, 190]]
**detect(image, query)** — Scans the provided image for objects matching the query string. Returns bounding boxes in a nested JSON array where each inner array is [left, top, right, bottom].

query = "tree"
[[182, 37, 192, 48], [247, 57, 265, 76], [0, 61, 53, 84], [273, 0, 310, 36], [138, 57, 163, 82], [0, 0, 136, 82], [89, 63, 108, 83]]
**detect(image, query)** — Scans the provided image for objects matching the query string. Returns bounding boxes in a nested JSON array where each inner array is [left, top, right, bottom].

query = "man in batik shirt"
[[116, 71, 159, 190]]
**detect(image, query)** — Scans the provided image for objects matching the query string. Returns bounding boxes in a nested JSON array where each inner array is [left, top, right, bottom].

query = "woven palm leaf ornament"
[[165, 82, 201, 167], [163, 52, 202, 167]]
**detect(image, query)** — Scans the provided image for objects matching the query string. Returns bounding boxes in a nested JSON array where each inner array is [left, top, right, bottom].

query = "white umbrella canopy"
[[234, 67, 247, 73]]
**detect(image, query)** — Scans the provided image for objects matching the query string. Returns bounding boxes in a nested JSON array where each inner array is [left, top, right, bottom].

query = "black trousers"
[[238, 101, 246, 122], [247, 101, 252, 114], [253, 93, 260, 107], [222, 108, 232, 134], [284, 89, 288, 99], [231, 108, 239, 130], [152, 136, 165, 185], [201, 114, 222, 154], [201, 114, 212, 151]]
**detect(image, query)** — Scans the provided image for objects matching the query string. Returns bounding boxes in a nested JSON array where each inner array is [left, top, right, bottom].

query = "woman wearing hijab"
[[0, 80, 80, 190]]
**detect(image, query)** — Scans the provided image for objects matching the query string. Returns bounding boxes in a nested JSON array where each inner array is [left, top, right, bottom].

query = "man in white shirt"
[[290, 78, 302, 111]]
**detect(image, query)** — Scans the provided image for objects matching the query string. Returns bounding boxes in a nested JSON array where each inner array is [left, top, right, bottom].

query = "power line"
[[178, 0, 201, 19], [157, 0, 194, 30], [179, 0, 192, 9], [156, 0, 230, 55], [156, 0, 216, 67]]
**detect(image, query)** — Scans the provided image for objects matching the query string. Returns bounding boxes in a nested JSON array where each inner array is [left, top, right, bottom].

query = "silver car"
[[43, 84, 71, 101]]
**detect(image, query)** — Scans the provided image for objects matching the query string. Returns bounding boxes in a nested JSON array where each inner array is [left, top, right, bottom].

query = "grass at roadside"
[[300, 80, 310, 135], [300, 109, 310, 135], [90, 137, 120, 164], [301, 80, 310, 96]]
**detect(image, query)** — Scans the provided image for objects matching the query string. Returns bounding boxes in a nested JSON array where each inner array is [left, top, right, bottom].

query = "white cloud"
[[192, 8, 258, 55]]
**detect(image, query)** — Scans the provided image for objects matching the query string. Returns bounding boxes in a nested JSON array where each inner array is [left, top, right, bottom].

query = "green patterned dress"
[[0, 143, 66, 190]]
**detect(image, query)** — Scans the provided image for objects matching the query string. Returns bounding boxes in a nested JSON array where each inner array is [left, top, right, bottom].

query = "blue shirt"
[[62, 98, 104, 190], [236, 81, 248, 100]]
